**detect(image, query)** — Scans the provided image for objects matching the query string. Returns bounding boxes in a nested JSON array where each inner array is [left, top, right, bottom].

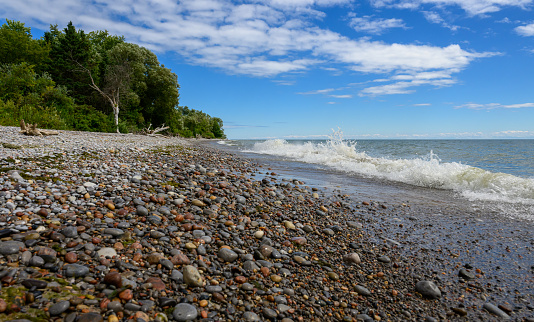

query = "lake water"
[[212, 131, 534, 221]]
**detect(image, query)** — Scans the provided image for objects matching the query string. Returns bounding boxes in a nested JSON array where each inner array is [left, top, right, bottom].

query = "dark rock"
[[49, 300, 70, 316], [415, 281, 441, 299]]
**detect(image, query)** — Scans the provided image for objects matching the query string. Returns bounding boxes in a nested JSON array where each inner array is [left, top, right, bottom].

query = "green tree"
[[0, 19, 49, 68], [141, 63, 179, 126], [45, 21, 97, 104]]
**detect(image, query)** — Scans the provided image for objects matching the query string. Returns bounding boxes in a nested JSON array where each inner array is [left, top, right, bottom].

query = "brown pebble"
[[235, 276, 247, 284], [103, 271, 122, 288], [212, 292, 226, 302], [118, 289, 133, 301], [0, 299, 7, 312], [64, 252, 78, 263], [146, 277, 166, 291]]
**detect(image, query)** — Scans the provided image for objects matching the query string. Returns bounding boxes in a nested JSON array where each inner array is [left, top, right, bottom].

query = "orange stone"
[[118, 289, 133, 301], [260, 267, 270, 277], [235, 276, 247, 284], [64, 252, 78, 263], [146, 277, 166, 291]]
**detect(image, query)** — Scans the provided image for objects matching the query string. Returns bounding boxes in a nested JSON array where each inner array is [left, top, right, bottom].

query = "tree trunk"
[[113, 104, 120, 133]]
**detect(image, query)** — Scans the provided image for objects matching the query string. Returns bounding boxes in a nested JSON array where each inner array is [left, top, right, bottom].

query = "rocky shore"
[[0, 126, 532, 322]]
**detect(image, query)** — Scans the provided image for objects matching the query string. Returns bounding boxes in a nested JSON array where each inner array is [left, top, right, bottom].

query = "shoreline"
[[0, 126, 532, 321]]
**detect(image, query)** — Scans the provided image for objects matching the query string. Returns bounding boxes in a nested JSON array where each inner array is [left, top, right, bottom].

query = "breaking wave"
[[247, 131, 534, 208]]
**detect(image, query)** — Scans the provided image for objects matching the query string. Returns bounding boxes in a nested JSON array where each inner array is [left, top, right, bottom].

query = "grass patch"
[[1, 142, 22, 149]]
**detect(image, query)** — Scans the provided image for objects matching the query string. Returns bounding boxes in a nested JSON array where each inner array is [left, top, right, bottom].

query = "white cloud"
[[371, 0, 534, 16], [413, 103, 431, 106], [349, 15, 407, 34], [422, 11, 459, 30], [297, 88, 336, 94], [455, 102, 534, 110], [329, 94, 353, 98], [0, 0, 497, 95], [515, 23, 534, 36]]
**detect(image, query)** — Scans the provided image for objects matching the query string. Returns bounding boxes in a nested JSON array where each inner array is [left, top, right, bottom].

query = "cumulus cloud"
[[349, 15, 407, 34], [370, 0, 533, 16], [515, 23, 534, 36], [0, 0, 498, 95]]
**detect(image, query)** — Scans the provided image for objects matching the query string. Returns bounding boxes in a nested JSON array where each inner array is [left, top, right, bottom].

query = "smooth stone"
[[78, 312, 104, 322], [183, 265, 203, 287], [97, 247, 118, 258], [258, 245, 274, 258], [21, 279, 47, 289], [172, 303, 198, 321], [124, 303, 141, 311], [103, 228, 124, 237], [49, 300, 70, 316], [218, 248, 238, 262], [136, 206, 149, 216], [354, 285, 371, 296], [347, 221, 363, 229], [415, 281, 441, 299], [0, 241, 25, 255], [327, 272, 339, 280], [377, 255, 391, 263], [263, 307, 278, 319], [64, 264, 90, 277], [242, 283, 254, 291], [343, 253, 361, 265], [159, 297, 177, 307], [107, 301, 123, 312], [160, 259, 174, 270], [243, 311, 261, 321], [483, 303, 511, 320], [61, 226, 78, 238], [170, 270, 183, 284], [243, 260, 260, 272], [29, 255, 45, 267], [459, 268, 475, 280]]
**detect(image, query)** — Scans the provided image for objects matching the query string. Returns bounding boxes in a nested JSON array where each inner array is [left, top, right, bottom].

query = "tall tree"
[[45, 22, 97, 105], [0, 19, 49, 68]]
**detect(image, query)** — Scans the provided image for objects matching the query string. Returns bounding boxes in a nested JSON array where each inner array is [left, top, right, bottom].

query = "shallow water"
[[214, 134, 534, 221]]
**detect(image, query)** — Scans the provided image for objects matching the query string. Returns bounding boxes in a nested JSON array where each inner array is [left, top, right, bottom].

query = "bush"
[[0, 99, 67, 129], [61, 104, 114, 132]]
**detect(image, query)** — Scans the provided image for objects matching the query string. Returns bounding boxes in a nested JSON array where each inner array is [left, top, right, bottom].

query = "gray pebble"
[[172, 303, 198, 321]]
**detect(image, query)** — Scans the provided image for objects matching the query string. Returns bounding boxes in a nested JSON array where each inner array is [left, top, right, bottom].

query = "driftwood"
[[19, 120, 59, 136], [141, 123, 169, 136]]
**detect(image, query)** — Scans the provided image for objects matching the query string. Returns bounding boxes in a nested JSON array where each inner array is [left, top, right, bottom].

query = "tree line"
[[0, 19, 225, 138]]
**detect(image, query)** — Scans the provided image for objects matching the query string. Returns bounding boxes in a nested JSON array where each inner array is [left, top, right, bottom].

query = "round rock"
[[172, 303, 198, 321], [415, 281, 441, 299], [218, 248, 238, 262], [0, 241, 25, 255], [49, 300, 70, 316], [183, 265, 203, 287]]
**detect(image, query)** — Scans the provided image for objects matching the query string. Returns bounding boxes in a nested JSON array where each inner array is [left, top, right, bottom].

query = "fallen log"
[[19, 120, 59, 136]]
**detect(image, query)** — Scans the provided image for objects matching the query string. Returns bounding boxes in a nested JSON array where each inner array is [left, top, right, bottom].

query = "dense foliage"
[[0, 19, 226, 138]]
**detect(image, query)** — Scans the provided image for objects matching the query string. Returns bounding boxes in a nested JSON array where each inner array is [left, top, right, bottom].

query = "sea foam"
[[247, 133, 534, 211]]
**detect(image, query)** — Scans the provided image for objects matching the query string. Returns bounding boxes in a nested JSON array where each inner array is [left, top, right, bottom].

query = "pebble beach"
[[0, 126, 533, 322]]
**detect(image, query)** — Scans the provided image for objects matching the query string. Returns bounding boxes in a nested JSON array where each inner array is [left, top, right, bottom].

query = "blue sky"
[[1, 0, 534, 139]]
